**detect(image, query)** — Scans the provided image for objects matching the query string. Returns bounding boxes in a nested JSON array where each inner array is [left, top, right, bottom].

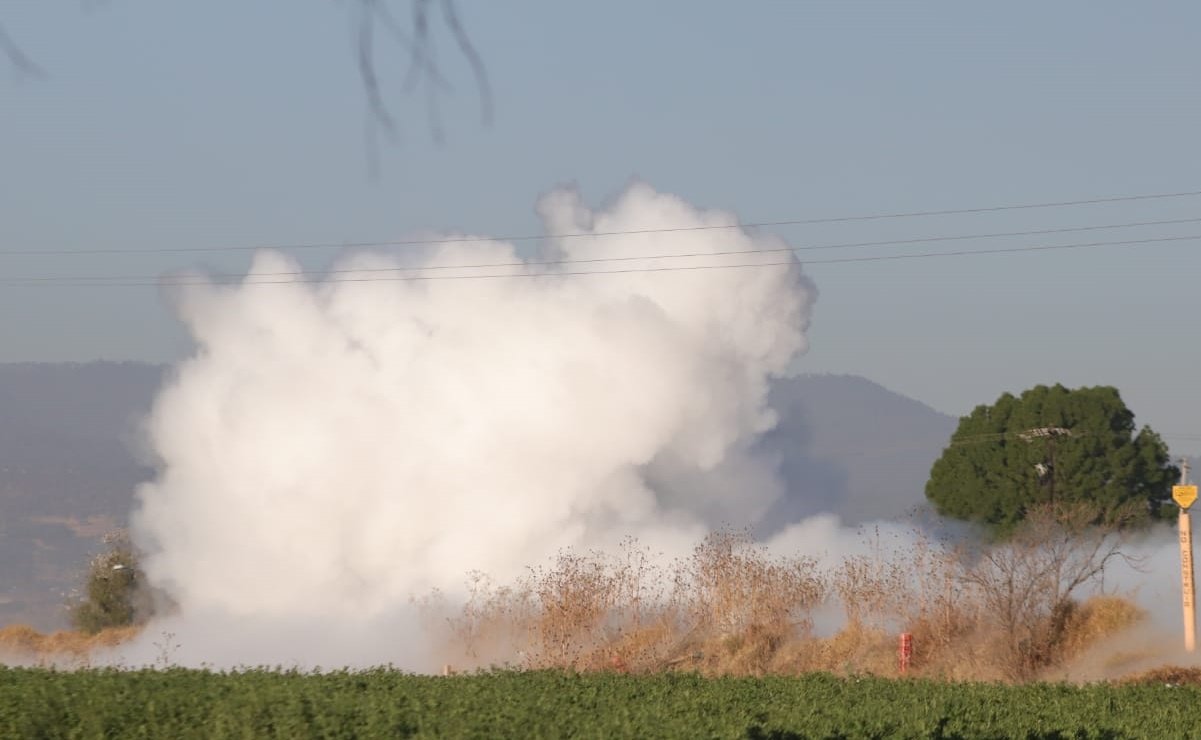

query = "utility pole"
[[1020, 427, 1072, 506], [1173, 459, 1197, 652]]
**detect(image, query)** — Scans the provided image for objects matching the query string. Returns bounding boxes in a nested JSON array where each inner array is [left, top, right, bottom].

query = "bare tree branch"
[[401, 0, 431, 93], [440, 0, 492, 125], [0, 22, 44, 80], [355, 2, 398, 140], [365, 0, 451, 92], [956, 501, 1144, 679], [2, 1, 491, 161], [351, 0, 491, 147]]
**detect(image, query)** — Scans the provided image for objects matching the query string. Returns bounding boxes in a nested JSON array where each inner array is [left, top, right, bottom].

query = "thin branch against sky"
[[1, 2, 489, 141], [353, 0, 492, 147], [0, 22, 43, 80]]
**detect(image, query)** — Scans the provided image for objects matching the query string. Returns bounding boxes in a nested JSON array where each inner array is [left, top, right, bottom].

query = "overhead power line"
[[11, 216, 1200, 285], [810, 429, 1200, 460], [2, 189, 1200, 257], [947, 429, 1201, 447], [3, 233, 1199, 288]]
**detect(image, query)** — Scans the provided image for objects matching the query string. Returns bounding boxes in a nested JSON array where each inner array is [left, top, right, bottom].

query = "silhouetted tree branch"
[[352, 0, 492, 147], [2, 1, 491, 144], [0, 22, 43, 80]]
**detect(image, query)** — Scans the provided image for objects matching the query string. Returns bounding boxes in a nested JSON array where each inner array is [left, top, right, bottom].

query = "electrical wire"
[[3, 233, 1197, 288], [9, 216, 1200, 285], [2, 189, 1199, 257]]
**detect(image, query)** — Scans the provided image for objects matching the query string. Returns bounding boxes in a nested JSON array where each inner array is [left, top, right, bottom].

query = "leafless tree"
[[958, 501, 1143, 679]]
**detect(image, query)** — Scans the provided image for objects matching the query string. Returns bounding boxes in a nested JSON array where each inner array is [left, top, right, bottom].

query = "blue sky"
[[2, 1, 1199, 454]]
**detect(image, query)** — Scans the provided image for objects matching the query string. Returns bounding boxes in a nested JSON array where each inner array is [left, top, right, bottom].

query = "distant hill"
[[0, 363, 957, 630], [758, 374, 956, 527]]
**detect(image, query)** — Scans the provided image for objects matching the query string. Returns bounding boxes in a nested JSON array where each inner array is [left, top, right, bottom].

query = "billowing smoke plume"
[[127, 183, 816, 666]]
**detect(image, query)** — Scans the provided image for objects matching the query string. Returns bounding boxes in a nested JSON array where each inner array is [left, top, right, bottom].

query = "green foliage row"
[[1, 667, 1198, 739]]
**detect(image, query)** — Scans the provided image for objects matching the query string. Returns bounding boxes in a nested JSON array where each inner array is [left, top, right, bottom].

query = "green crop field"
[[0, 667, 1197, 739]]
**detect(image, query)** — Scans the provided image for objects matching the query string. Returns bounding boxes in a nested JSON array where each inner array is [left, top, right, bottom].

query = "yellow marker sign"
[[1175, 485, 1199, 510]]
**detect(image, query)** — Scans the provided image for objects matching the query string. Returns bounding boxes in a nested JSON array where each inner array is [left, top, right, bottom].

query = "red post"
[[898, 633, 913, 675]]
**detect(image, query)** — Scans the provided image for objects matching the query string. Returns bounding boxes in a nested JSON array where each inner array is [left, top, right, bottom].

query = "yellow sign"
[[1175, 485, 1199, 510]]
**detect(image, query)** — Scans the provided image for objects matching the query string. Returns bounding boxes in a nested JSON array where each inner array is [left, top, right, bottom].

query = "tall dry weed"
[[3, 513, 1145, 682], [422, 512, 1144, 682]]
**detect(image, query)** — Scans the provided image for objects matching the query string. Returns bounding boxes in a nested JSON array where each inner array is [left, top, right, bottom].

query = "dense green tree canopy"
[[925, 384, 1177, 532]]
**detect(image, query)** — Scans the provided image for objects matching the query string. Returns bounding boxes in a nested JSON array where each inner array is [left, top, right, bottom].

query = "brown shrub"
[[676, 530, 826, 638], [422, 520, 1143, 682], [426, 530, 828, 675], [1060, 595, 1145, 659]]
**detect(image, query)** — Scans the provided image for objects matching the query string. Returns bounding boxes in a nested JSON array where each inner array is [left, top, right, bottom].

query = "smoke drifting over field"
[[125, 183, 818, 668]]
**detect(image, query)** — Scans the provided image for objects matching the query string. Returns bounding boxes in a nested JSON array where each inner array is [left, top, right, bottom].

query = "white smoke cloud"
[[126, 183, 817, 667]]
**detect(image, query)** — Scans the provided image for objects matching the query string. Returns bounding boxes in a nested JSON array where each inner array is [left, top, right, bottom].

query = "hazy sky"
[[2, 2, 1199, 454]]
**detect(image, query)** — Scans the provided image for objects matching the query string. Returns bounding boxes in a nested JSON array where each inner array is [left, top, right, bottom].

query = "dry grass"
[[1060, 595, 1146, 659], [422, 522, 1148, 683], [2, 516, 1150, 682], [0, 623, 141, 664], [428, 532, 829, 675]]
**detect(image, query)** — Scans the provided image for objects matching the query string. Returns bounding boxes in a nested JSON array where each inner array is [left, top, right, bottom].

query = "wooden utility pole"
[[1174, 459, 1197, 653], [1019, 427, 1072, 505]]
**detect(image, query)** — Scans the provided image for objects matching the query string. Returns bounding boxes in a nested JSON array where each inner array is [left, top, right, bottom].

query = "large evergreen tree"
[[925, 384, 1177, 532]]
